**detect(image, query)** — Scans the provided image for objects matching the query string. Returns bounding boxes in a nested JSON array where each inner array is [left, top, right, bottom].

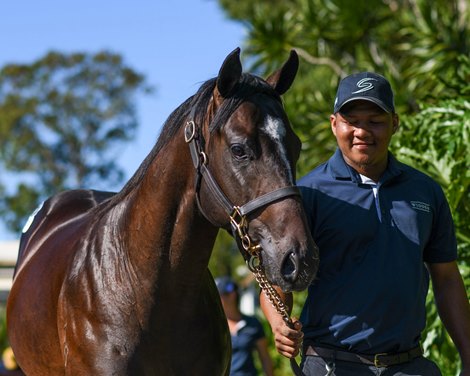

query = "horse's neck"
[[109, 134, 218, 304]]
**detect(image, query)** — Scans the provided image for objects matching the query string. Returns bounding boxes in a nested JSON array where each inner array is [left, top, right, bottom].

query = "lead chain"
[[251, 263, 292, 325], [231, 207, 261, 256], [232, 208, 292, 324], [245, 244, 306, 376]]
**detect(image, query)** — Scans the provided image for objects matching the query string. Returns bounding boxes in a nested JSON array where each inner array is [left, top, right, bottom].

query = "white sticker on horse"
[[22, 201, 44, 233]]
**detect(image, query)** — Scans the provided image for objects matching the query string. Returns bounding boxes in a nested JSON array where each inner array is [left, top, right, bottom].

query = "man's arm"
[[259, 287, 303, 358], [427, 261, 470, 375]]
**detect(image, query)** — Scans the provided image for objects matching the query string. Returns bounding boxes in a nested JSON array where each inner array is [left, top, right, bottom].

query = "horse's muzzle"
[[274, 241, 319, 292]]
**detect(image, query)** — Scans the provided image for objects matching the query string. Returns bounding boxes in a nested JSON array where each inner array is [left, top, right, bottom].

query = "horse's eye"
[[230, 144, 247, 159]]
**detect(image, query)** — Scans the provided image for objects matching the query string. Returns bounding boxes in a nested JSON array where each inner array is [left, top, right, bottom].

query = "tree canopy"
[[0, 51, 151, 233]]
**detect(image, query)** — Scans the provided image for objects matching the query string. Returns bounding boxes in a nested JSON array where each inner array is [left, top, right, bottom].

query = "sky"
[[0, 0, 246, 240]]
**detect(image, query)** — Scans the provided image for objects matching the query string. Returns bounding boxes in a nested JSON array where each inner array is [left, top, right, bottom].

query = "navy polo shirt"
[[298, 148, 457, 353], [230, 315, 265, 376]]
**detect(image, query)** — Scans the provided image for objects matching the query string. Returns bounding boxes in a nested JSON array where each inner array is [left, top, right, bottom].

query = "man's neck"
[[346, 160, 386, 183]]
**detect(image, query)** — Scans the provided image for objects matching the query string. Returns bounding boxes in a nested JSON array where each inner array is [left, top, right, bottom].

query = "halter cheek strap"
[[184, 119, 233, 218]]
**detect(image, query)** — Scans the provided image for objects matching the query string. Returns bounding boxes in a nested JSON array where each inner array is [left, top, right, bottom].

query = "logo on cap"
[[352, 78, 378, 94]]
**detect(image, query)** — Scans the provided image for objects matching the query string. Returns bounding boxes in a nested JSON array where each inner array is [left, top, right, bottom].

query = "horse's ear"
[[216, 47, 242, 98], [266, 50, 299, 95]]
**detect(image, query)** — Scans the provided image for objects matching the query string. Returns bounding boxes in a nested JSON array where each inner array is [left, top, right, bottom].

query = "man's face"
[[330, 100, 399, 177]]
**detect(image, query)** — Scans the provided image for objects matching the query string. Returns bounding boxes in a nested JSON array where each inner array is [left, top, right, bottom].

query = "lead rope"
[[230, 210, 306, 376], [248, 261, 306, 376], [256, 265, 335, 376]]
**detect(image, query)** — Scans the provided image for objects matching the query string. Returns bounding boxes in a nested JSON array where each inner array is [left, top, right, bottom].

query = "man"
[[261, 72, 470, 375]]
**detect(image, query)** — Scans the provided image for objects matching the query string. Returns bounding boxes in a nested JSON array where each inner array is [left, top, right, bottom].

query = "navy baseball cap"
[[333, 72, 395, 113], [215, 276, 237, 294]]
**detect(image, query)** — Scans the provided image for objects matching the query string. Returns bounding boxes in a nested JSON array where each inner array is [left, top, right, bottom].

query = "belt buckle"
[[374, 353, 388, 368]]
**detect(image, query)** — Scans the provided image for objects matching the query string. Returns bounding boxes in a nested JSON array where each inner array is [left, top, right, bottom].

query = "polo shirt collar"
[[380, 153, 403, 183], [328, 148, 403, 184]]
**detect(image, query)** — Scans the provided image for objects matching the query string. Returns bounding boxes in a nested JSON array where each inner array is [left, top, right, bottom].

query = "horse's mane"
[[103, 72, 281, 208]]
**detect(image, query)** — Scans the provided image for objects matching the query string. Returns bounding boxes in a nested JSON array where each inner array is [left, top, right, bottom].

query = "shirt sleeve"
[[423, 185, 458, 263]]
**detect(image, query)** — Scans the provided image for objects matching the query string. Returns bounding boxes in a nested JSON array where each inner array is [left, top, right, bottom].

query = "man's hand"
[[272, 317, 303, 358], [259, 286, 305, 358]]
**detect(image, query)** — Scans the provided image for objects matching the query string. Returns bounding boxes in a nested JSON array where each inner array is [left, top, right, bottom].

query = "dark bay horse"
[[7, 48, 319, 375]]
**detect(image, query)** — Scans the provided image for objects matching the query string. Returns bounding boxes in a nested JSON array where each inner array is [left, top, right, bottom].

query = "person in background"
[[260, 72, 470, 375], [0, 347, 23, 376], [216, 276, 274, 376]]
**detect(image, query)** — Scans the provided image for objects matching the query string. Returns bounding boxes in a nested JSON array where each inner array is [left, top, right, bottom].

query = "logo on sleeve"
[[411, 201, 431, 213]]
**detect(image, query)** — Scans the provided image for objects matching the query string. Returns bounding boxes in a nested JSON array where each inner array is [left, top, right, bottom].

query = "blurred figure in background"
[[0, 347, 23, 376], [216, 276, 274, 376]]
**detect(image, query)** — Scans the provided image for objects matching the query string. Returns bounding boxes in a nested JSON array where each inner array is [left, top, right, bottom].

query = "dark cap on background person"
[[333, 72, 395, 114], [215, 276, 238, 294]]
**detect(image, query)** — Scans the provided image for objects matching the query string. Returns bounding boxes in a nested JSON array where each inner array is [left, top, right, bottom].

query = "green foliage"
[[0, 307, 7, 352], [0, 50, 151, 233], [217, 0, 469, 171], [209, 230, 245, 278]]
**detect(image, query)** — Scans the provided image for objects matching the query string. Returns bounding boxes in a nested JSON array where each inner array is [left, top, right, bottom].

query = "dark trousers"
[[301, 355, 442, 375]]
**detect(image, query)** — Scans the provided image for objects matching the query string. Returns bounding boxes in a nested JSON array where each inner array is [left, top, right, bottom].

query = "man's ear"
[[392, 114, 400, 134], [330, 114, 338, 136]]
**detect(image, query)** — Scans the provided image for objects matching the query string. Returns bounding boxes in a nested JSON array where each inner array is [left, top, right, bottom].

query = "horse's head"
[[190, 48, 319, 292]]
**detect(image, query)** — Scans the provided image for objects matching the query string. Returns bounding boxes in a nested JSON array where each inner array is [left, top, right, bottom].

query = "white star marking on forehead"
[[263, 115, 294, 183]]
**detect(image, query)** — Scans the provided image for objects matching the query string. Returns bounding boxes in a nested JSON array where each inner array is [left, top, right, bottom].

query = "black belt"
[[304, 345, 423, 368]]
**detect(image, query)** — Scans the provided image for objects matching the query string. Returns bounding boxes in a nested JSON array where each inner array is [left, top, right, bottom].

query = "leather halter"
[[184, 113, 300, 261]]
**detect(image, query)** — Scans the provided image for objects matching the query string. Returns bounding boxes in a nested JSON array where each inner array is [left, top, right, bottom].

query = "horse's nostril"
[[281, 251, 299, 283]]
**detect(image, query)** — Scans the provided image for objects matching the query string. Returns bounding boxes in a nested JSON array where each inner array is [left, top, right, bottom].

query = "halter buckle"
[[199, 151, 207, 166], [184, 120, 196, 143], [230, 207, 247, 236], [247, 255, 261, 272]]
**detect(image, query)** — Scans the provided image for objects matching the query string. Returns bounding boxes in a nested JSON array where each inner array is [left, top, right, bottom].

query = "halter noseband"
[[184, 115, 300, 265]]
